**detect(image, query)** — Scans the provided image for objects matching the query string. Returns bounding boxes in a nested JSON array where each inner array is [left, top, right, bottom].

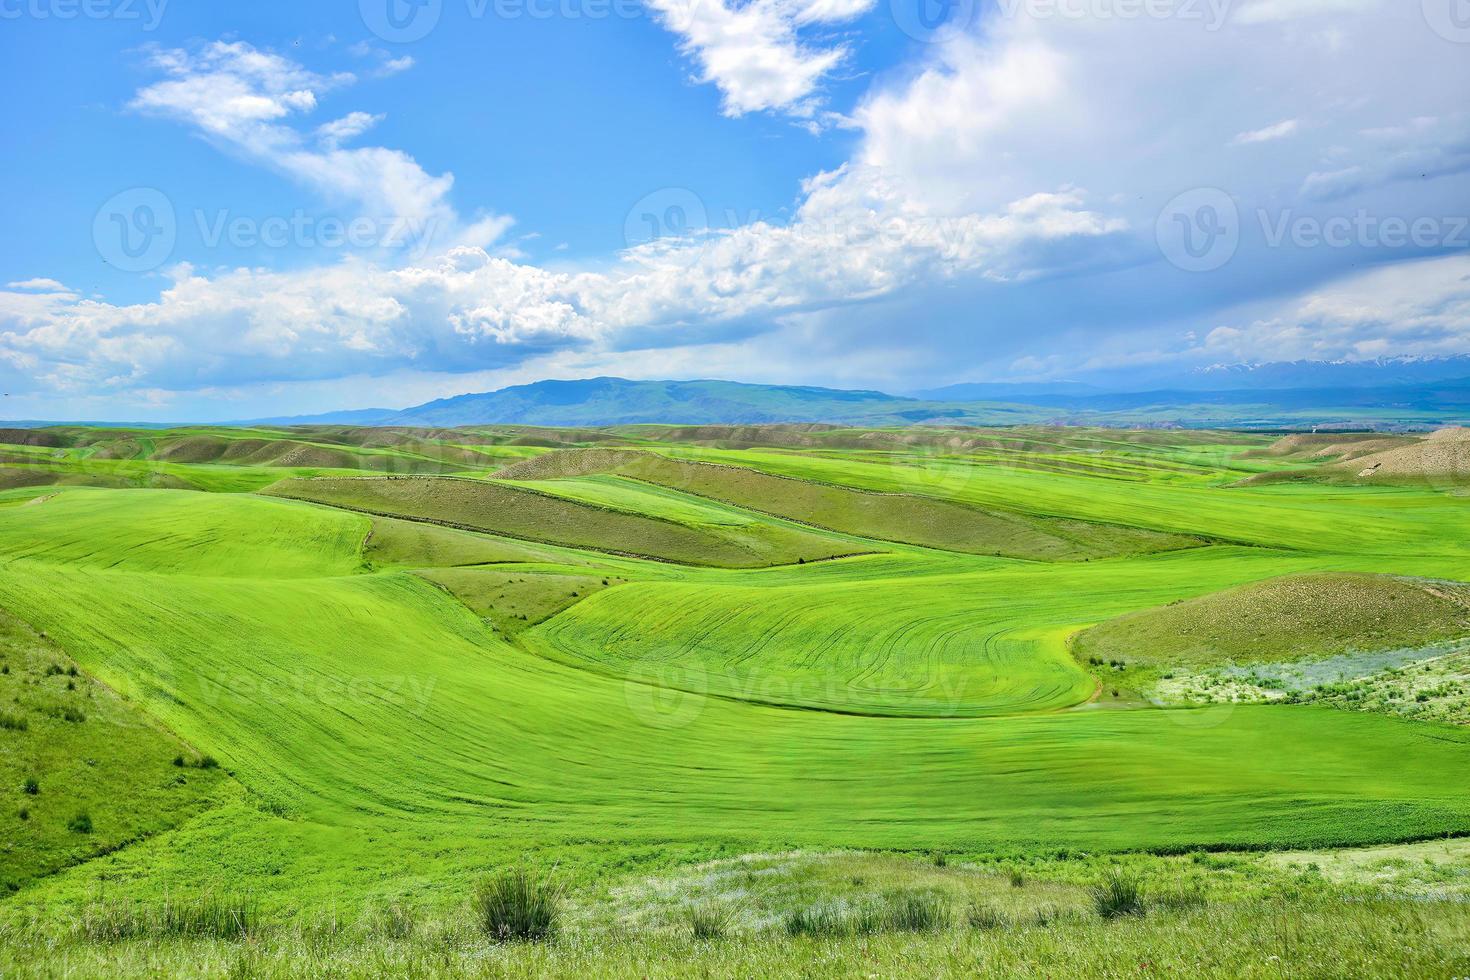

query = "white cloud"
[[1196, 254, 1470, 362], [1232, 119, 1299, 145], [315, 111, 382, 148], [130, 42, 504, 254], [643, 0, 873, 119], [6, 279, 71, 292]]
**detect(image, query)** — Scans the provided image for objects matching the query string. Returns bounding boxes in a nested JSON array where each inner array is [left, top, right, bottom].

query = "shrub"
[[23, 778, 38, 795], [197, 755, 219, 770], [932, 851, 948, 867], [883, 891, 950, 932], [18, 808, 28, 821], [173, 755, 185, 767], [687, 903, 733, 940], [1091, 869, 1146, 920], [473, 867, 561, 943], [0, 711, 27, 731], [68, 812, 94, 834], [966, 903, 1008, 930], [1008, 868, 1026, 888]]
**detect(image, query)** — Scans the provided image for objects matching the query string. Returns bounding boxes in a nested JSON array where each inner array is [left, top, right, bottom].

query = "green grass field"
[[2, 424, 1469, 974]]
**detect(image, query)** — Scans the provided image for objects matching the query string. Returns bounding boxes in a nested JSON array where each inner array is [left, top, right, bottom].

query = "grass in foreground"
[[3, 892, 1466, 978]]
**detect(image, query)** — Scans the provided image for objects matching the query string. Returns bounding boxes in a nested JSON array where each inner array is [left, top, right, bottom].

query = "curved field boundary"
[[262, 475, 869, 569]]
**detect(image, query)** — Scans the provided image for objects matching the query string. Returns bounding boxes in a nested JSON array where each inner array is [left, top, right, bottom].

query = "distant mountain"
[[385, 378, 935, 427], [912, 381, 1105, 401], [238, 408, 398, 427]]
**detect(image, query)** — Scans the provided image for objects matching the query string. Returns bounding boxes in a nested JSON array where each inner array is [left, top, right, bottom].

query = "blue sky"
[[2, 0, 1469, 420]]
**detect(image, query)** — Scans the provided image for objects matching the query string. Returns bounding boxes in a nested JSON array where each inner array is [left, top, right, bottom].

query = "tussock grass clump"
[[67, 812, 93, 834], [473, 868, 562, 943], [366, 902, 416, 939], [686, 903, 734, 940], [0, 711, 26, 731], [1008, 867, 1027, 888], [79, 894, 258, 941], [783, 905, 845, 937], [22, 777, 38, 795], [966, 903, 1009, 930], [1091, 870, 1146, 920], [882, 891, 950, 932]]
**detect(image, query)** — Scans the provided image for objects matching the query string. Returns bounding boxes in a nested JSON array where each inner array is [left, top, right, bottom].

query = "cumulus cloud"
[[644, 0, 873, 118], [7, 1, 1470, 411], [130, 41, 507, 255]]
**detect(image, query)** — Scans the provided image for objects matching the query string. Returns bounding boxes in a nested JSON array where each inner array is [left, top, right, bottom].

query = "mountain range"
[[8, 357, 1470, 430]]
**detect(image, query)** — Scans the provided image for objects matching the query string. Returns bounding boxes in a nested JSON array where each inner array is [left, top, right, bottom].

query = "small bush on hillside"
[[68, 812, 93, 834], [23, 778, 38, 795], [966, 903, 1008, 930], [932, 851, 947, 867], [173, 755, 185, 767], [18, 808, 28, 821], [197, 755, 219, 770], [45, 664, 63, 677], [0, 711, 27, 731], [1008, 868, 1026, 888], [473, 868, 561, 943], [1091, 870, 1146, 919], [687, 903, 734, 940], [883, 891, 950, 932]]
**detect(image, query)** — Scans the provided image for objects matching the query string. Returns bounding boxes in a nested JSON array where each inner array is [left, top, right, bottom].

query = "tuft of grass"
[[0, 711, 26, 732], [783, 905, 845, 938], [366, 903, 416, 940], [473, 868, 561, 943], [22, 778, 38, 796], [1091, 870, 1146, 920], [966, 903, 1009, 930], [686, 903, 734, 940], [882, 891, 950, 933], [932, 851, 947, 868], [67, 812, 93, 834], [1008, 867, 1027, 888], [79, 894, 258, 941]]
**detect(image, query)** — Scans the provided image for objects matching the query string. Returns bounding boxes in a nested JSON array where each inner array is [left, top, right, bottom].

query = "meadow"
[[1, 422, 1468, 975]]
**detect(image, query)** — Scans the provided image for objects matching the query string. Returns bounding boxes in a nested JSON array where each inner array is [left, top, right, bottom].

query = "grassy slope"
[[4, 427, 1470, 953], [0, 607, 234, 893], [0, 491, 1469, 918], [1075, 573, 1470, 667], [263, 476, 863, 568]]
